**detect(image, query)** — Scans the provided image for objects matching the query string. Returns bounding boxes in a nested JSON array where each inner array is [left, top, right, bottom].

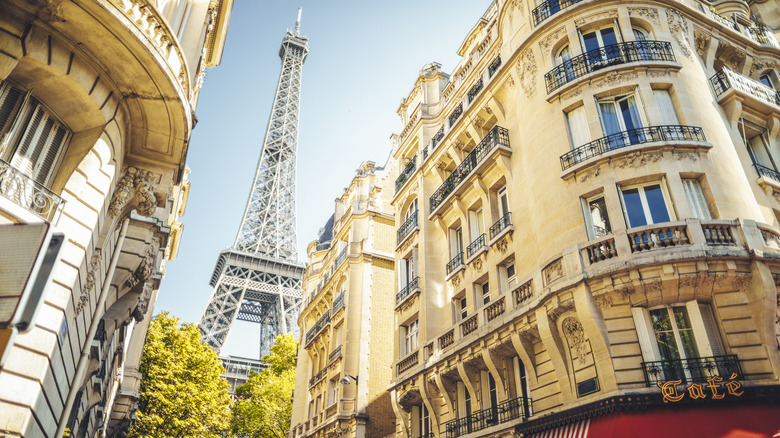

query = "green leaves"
[[231, 334, 298, 438], [129, 312, 232, 438]]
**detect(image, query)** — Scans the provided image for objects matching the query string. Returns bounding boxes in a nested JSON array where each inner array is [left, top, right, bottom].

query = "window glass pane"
[[644, 185, 671, 224], [650, 309, 681, 361], [748, 135, 774, 168], [622, 188, 647, 227], [653, 90, 680, 125], [760, 75, 774, 89], [588, 196, 611, 237], [599, 102, 621, 136], [567, 105, 590, 147], [583, 32, 600, 52], [600, 28, 618, 46], [633, 28, 648, 41], [682, 179, 712, 220], [619, 96, 643, 131]]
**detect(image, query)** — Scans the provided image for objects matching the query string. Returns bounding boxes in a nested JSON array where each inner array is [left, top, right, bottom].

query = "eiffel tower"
[[198, 9, 307, 359]]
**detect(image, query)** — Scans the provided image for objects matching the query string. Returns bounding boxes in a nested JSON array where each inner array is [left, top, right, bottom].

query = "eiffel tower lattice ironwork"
[[198, 9, 308, 358]]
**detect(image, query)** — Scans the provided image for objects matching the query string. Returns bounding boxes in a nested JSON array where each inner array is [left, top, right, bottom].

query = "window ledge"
[[396, 226, 419, 250], [465, 246, 488, 264], [445, 263, 466, 281], [546, 61, 682, 103], [394, 287, 421, 311], [561, 141, 712, 181]]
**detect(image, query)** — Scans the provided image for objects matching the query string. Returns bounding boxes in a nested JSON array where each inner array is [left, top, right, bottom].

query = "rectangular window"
[[620, 182, 672, 228], [328, 379, 339, 405], [653, 89, 680, 125], [682, 179, 712, 220], [497, 187, 510, 218], [403, 318, 419, 356], [469, 208, 484, 240], [583, 194, 611, 239], [449, 227, 464, 258], [740, 119, 776, 173], [454, 296, 468, 322], [501, 262, 517, 292], [567, 105, 590, 148], [581, 26, 620, 66], [477, 281, 490, 306], [598, 94, 644, 148]]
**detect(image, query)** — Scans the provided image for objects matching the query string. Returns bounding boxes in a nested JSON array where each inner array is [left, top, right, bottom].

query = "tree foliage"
[[232, 334, 298, 438], [129, 312, 232, 438]]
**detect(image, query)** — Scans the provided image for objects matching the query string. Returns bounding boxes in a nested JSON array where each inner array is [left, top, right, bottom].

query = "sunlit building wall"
[[0, 0, 232, 436], [389, 0, 780, 437]]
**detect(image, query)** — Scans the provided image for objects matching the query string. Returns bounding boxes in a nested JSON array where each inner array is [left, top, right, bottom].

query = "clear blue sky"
[[154, 0, 492, 359]]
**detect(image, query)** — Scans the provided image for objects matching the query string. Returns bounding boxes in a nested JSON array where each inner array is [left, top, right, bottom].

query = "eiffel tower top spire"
[[232, 9, 308, 261]]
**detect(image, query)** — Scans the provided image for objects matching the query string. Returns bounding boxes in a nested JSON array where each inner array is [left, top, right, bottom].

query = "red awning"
[[526, 404, 780, 438]]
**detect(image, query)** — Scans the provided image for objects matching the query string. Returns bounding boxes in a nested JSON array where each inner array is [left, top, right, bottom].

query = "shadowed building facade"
[[387, 1, 780, 437], [0, 0, 232, 436]]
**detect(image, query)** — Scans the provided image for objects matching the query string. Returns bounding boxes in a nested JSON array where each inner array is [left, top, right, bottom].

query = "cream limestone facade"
[[0, 0, 231, 437], [389, 0, 780, 437], [291, 161, 398, 438]]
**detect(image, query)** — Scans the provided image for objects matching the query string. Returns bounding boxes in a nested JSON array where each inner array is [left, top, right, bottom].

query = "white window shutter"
[[567, 106, 590, 148], [631, 307, 660, 361], [35, 124, 69, 185], [682, 179, 712, 220], [0, 83, 24, 137], [653, 89, 680, 125], [685, 301, 724, 357], [411, 247, 418, 279], [11, 105, 46, 175]]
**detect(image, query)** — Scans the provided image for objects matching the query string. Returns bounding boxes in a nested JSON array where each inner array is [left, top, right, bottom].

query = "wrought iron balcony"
[[0, 158, 65, 222], [446, 252, 464, 275], [395, 157, 417, 193], [335, 246, 348, 269], [488, 55, 501, 78], [754, 163, 780, 182], [431, 126, 445, 150], [468, 78, 484, 104], [332, 291, 345, 313], [709, 67, 780, 107], [448, 103, 463, 127], [560, 125, 706, 170], [430, 125, 510, 213], [396, 276, 420, 305], [444, 396, 532, 438], [328, 345, 342, 364], [466, 233, 486, 258], [545, 41, 675, 94], [531, 0, 582, 26], [489, 212, 512, 240], [641, 354, 742, 386], [397, 210, 418, 245], [305, 309, 331, 345]]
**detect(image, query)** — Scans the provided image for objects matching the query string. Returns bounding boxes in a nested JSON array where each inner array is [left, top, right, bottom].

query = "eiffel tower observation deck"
[[199, 9, 308, 360]]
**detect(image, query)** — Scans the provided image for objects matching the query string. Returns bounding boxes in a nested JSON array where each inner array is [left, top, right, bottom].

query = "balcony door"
[[598, 94, 644, 148], [581, 26, 620, 67]]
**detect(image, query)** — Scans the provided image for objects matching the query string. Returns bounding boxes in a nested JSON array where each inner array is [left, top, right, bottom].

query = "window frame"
[[618, 179, 675, 229], [582, 193, 612, 240]]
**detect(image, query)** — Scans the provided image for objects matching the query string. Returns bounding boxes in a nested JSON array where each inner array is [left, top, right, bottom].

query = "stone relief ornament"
[[497, 236, 509, 254], [482, 104, 493, 115], [595, 71, 639, 88], [539, 27, 566, 59], [451, 272, 462, 288], [694, 28, 711, 59], [516, 48, 538, 99], [666, 8, 692, 58], [562, 88, 582, 100], [574, 9, 618, 27], [75, 251, 102, 317], [672, 151, 699, 161], [578, 166, 601, 183], [108, 170, 136, 216], [628, 7, 659, 25], [505, 75, 516, 90], [594, 294, 614, 310], [750, 60, 774, 78], [473, 256, 483, 272], [642, 278, 663, 294], [562, 317, 588, 364], [610, 151, 662, 169], [508, 0, 525, 24], [133, 280, 154, 321], [134, 169, 157, 216], [108, 167, 159, 217], [543, 258, 564, 285], [127, 240, 160, 289]]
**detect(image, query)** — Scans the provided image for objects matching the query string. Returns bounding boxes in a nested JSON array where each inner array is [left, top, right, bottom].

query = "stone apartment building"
[[388, 0, 780, 437], [0, 0, 232, 436], [290, 161, 398, 438]]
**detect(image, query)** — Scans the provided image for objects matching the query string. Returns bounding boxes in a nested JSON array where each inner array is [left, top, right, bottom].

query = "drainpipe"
[[56, 218, 130, 438]]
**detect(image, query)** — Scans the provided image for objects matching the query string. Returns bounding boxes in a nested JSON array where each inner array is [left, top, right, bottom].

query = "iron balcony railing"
[[641, 354, 742, 386], [545, 41, 675, 94], [431, 126, 445, 149], [489, 212, 512, 240], [466, 233, 486, 258], [560, 125, 706, 170], [709, 67, 780, 107], [395, 156, 417, 193], [332, 291, 345, 313], [449, 103, 463, 127], [305, 310, 331, 345], [396, 276, 420, 305], [468, 77, 484, 104], [444, 396, 532, 438], [446, 252, 465, 275], [754, 163, 780, 182], [0, 158, 65, 222], [335, 246, 348, 269], [488, 55, 501, 78], [397, 210, 419, 245], [430, 125, 510, 213], [531, 0, 582, 26], [328, 345, 342, 363]]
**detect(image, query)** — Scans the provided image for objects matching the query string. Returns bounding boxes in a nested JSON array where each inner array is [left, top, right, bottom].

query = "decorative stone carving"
[[516, 49, 537, 99], [578, 166, 601, 183], [595, 71, 639, 88], [647, 70, 669, 79], [473, 116, 486, 128], [642, 278, 663, 294], [694, 28, 711, 59], [562, 317, 587, 364], [543, 258, 563, 285], [547, 300, 574, 321], [610, 151, 662, 169], [732, 274, 752, 291], [750, 59, 773, 78], [562, 88, 582, 100], [628, 7, 659, 25], [399, 293, 418, 313], [594, 294, 613, 310], [133, 280, 154, 321], [539, 27, 566, 58], [715, 43, 746, 71], [127, 240, 159, 289], [451, 272, 462, 288], [673, 151, 699, 161], [520, 327, 540, 342], [482, 104, 493, 115], [75, 251, 101, 317], [666, 9, 692, 58], [134, 169, 157, 216], [108, 170, 136, 217], [679, 273, 698, 289], [574, 10, 618, 27], [496, 236, 509, 254], [505, 75, 516, 90], [473, 256, 483, 272], [508, 0, 525, 24]]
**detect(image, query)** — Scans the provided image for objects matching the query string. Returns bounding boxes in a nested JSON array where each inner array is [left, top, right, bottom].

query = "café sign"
[[657, 373, 744, 403]]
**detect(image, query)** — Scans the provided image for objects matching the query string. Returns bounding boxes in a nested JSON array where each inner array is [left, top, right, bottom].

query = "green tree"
[[129, 312, 231, 438], [232, 334, 298, 438]]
